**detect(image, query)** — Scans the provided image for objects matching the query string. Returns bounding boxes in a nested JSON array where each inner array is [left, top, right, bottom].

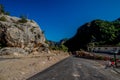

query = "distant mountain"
[[64, 19, 120, 51], [47, 38, 68, 52]]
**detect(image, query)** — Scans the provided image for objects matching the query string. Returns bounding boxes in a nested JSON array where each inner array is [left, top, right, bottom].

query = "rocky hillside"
[[0, 14, 49, 55], [64, 19, 120, 51]]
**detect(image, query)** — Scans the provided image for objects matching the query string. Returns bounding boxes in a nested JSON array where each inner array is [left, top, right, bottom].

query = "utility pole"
[[114, 50, 117, 67]]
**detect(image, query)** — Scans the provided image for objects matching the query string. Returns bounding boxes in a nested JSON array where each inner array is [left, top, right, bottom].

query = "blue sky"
[[1, 0, 120, 41]]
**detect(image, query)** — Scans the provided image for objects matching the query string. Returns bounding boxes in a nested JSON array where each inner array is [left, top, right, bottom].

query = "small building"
[[88, 46, 120, 54]]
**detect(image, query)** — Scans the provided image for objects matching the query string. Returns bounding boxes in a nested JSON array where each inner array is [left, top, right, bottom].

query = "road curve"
[[27, 56, 120, 80]]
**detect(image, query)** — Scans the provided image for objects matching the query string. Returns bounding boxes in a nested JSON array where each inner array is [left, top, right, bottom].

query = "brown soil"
[[0, 51, 69, 80]]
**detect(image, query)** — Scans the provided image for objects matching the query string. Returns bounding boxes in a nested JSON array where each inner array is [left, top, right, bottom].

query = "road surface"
[[27, 56, 120, 80]]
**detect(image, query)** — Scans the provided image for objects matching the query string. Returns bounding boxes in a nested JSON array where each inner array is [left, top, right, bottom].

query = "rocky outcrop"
[[0, 47, 28, 55], [0, 14, 49, 55]]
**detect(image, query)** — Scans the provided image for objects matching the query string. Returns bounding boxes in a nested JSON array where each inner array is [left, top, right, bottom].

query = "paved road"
[[27, 56, 120, 80]]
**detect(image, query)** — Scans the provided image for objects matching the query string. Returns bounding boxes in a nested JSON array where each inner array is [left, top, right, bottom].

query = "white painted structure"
[[88, 46, 120, 53]]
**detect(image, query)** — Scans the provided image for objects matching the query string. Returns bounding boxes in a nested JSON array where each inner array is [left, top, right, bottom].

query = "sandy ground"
[[0, 51, 69, 80]]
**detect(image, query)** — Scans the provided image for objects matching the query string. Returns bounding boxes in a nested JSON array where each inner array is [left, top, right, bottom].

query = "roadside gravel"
[[0, 51, 69, 80]]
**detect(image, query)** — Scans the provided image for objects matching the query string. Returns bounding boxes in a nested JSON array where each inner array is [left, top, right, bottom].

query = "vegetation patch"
[[0, 16, 7, 21], [0, 4, 10, 15], [64, 19, 120, 51], [18, 15, 27, 23], [49, 44, 68, 52], [30, 20, 34, 23]]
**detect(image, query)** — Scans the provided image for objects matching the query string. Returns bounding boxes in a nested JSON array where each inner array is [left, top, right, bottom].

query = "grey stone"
[[0, 15, 48, 55], [0, 47, 28, 55]]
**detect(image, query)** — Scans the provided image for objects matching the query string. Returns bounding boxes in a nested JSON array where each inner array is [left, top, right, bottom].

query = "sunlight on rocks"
[[72, 73, 80, 77]]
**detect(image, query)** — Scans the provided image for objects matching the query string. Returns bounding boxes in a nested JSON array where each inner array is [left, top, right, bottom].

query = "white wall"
[[88, 47, 120, 53]]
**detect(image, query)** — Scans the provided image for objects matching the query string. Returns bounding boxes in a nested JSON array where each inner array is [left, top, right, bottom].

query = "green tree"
[[4, 11, 10, 15], [99, 22, 117, 42], [60, 44, 68, 52], [64, 19, 120, 51], [0, 4, 5, 14]]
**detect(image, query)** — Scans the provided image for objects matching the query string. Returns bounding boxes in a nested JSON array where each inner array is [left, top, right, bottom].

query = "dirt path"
[[0, 51, 69, 80]]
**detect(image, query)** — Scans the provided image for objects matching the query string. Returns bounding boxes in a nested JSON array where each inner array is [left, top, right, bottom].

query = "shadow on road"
[[27, 57, 70, 80]]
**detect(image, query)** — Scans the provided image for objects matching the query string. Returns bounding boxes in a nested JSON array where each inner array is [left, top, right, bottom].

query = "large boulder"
[[0, 14, 49, 55]]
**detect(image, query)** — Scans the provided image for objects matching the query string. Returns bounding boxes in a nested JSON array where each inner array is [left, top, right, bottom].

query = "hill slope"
[[64, 19, 120, 51]]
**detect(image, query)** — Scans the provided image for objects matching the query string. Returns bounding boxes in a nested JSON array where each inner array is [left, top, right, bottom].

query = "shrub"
[[18, 15, 27, 23], [45, 40, 49, 44], [104, 56, 111, 61], [60, 44, 68, 52], [75, 51, 113, 60], [49, 44, 68, 52], [4, 12, 10, 15], [0, 4, 10, 15], [96, 55, 104, 60], [0, 4, 5, 14], [30, 20, 34, 23], [0, 16, 7, 21], [51, 46, 59, 50]]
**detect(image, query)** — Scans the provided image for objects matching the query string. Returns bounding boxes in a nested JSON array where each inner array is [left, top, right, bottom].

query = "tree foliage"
[[0, 4, 10, 15], [64, 19, 120, 51], [0, 4, 4, 14], [0, 16, 7, 21], [47, 40, 68, 52]]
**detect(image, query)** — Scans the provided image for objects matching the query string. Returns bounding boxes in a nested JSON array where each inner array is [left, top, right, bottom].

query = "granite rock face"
[[0, 14, 49, 55]]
